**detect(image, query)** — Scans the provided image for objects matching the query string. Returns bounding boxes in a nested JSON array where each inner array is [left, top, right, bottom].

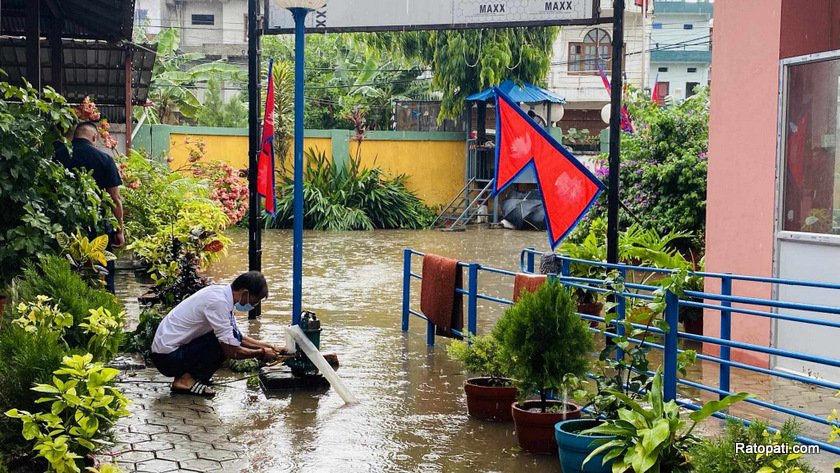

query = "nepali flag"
[[257, 59, 276, 218], [651, 72, 661, 104], [492, 87, 605, 249], [596, 61, 634, 133]]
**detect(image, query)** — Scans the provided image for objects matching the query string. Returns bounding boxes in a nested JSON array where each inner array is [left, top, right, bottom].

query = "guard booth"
[[433, 80, 566, 231]]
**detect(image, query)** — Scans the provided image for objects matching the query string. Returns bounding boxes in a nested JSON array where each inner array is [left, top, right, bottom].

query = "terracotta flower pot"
[[463, 377, 517, 422], [578, 301, 604, 327], [512, 400, 582, 455]]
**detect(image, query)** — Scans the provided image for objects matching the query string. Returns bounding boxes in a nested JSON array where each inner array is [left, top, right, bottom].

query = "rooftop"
[[654, 1, 714, 15]]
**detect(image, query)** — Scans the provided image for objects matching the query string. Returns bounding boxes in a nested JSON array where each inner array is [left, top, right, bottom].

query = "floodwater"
[[115, 227, 840, 472], [196, 228, 556, 472]]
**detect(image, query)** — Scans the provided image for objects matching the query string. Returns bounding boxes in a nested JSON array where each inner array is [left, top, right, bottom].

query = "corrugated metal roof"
[[467, 80, 566, 104], [1, 0, 135, 42], [0, 38, 156, 123]]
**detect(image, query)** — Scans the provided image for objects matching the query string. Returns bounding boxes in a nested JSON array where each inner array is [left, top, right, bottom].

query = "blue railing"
[[401, 247, 840, 457]]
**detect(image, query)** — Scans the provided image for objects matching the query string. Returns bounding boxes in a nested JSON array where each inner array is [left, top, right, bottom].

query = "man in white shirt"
[[151, 271, 287, 397]]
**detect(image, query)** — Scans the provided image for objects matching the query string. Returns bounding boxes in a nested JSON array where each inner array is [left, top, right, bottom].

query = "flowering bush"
[[180, 139, 249, 224], [588, 86, 709, 252], [74, 97, 117, 150]]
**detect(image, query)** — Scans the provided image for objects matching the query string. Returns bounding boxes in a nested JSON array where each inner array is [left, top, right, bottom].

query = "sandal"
[[171, 381, 216, 398]]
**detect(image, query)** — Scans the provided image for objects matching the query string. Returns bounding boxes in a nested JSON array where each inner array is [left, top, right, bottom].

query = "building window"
[[687, 67, 698, 73], [782, 57, 840, 235], [568, 29, 612, 74], [191, 14, 215, 26], [652, 22, 662, 29], [683, 24, 694, 30], [658, 67, 668, 73], [686, 82, 700, 97], [135, 9, 148, 23]]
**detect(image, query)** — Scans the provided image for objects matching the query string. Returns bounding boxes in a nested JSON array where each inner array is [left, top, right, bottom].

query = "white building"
[[547, 0, 650, 135], [649, 0, 713, 102], [135, 0, 248, 64]]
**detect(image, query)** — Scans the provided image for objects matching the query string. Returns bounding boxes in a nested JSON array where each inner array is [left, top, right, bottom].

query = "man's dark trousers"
[[150, 331, 226, 383]]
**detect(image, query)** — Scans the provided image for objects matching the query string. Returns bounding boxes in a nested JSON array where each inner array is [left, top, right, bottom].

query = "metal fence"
[[401, 247, 840, 456]]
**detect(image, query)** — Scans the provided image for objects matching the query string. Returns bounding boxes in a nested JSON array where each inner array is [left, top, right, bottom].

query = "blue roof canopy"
[[466, 79, 566, 104]]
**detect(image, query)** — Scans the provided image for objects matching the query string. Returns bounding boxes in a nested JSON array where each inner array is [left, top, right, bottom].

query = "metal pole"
[[246, 0, 262, 319], [402, 249, 412, 332], [125, 52, 133, 152], [291, 7, 309, 326], [720, 275, 733, 399], [467, 264, 479, 336], [664, 290, 679, 402], [607, 0, 625, 265]]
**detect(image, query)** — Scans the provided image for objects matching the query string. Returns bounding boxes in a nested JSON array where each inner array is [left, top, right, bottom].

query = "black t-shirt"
[[66, 139, 122, 190]]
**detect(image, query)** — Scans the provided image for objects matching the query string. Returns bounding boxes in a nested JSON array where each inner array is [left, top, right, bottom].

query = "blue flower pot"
[[555, 419, 615, 473]]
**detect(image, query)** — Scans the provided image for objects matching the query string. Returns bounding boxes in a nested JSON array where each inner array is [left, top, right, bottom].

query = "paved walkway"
[[104, 370, 248, 473]]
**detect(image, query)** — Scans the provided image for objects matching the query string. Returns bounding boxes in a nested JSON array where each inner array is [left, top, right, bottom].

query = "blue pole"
[[720, 275, 732, 400], [402, 249, 411, 332], [291, 7, 308, 326], [616, 267, 626, 361], [468, 263, 479, 336], [664, 290, 679, 402]]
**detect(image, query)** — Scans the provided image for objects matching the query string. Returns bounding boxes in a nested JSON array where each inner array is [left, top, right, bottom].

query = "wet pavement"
[[109, 227, 840, 472]]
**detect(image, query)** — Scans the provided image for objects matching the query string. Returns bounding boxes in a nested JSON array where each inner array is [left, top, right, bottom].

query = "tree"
[[363, 28, 560, 120], [142, 29, 246, 125], [195, 78, 248, 128]]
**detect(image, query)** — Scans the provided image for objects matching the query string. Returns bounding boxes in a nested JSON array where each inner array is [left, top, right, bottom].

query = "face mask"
[[234, 302, 255, 312], [234, 292, 254, 312]]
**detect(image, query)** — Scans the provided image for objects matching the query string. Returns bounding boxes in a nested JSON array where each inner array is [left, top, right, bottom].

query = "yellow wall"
[[167, 133, 333, 172], [164, 131, 464, 207], [350, 140, 465, 207]]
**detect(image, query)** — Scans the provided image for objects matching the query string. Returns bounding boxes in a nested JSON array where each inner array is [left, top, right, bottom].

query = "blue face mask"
[[234, 302, 255, 312]]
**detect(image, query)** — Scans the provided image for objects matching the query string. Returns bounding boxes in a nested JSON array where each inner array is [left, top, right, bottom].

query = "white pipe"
[[286, 325, 358, 405], [131, 107, 150, 141]]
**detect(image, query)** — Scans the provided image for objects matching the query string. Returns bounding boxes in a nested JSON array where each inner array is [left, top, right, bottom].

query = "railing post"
[[720, 275, 732, 399], [427, 319, 436, 346], [616, 267, 626, 361], [526, 249, 536, 273], [561, 258, 571, 278], [664, 290, 679, 402], [468, 263, 479, 336], [402, 249, 411, 332]]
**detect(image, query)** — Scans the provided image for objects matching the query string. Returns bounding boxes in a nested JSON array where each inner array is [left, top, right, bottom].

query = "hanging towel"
[[513, 273, 547, 303], [420, 254, 464, 339]]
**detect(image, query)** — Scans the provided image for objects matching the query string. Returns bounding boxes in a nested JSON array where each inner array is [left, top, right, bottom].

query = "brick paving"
[[101, 369, 248, 473]]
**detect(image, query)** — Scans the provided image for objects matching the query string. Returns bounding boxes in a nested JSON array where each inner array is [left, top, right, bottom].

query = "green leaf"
[[688, 392, 754, 423]]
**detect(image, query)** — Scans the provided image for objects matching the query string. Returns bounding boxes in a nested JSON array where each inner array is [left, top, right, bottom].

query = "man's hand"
[[260, 347, 279, 362], [273, 345, 292, 356], [112, 229, 126, 249]]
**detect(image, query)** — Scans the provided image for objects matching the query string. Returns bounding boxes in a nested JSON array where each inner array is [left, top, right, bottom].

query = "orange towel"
[[513, 273, 547, 303], [420, 254, 464, 339]]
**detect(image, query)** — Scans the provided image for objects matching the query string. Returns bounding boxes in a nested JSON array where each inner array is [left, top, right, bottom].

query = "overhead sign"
[[265, 0, 599, 34]]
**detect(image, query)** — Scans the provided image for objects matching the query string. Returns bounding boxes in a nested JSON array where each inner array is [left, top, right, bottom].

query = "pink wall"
[[703, 0, 784, 367]]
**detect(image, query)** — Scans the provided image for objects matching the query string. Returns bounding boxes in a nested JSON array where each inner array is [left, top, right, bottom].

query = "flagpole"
[[291, 7, 308, 326], [246, 0, 262, 319], [607, 0, 625, 266]]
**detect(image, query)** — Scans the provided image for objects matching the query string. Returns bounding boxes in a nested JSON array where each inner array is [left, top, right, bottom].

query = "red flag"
[[257, 60, 276, 217], [651, 72, 660, 103], [596, 61, 634, 133], [493, 88, 605, 248]]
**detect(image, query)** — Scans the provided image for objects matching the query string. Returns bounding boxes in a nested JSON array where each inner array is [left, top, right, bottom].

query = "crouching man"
[[151, 271, 287, 397]]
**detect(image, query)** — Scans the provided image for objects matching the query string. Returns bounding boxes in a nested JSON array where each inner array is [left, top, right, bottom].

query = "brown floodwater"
[[115, 227, 840, 472], [195, 227, 556, 472]]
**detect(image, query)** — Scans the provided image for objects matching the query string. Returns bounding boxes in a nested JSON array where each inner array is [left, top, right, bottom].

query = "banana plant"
[[583, 370, 754, 473], [142, 29, 246, 124]]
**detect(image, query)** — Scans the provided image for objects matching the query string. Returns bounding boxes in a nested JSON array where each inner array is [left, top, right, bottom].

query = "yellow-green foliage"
[[446, 334, 509, 381], [5, 354, 130, 473]]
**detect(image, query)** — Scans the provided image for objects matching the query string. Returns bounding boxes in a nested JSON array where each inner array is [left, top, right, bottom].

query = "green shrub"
[[446, 334, 510, 383], [6, 354, 130, 473], [493, 279, 593, 410], [15, 256, 124, 359], [0, 322, 77, 457], [0, 81, 111, 286], [690, 419, 816, 473], [268, 148, 435, 231], [122, 307, 164, 359]]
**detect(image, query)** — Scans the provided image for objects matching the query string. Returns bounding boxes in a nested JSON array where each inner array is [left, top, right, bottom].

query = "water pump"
[[284, 311, 321, 376]]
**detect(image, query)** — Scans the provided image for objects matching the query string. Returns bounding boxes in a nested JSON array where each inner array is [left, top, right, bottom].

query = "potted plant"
[[556, 418, 616, 473], [582, 370, 752, 473], [493, 279, 594, 454], [447, 334, 517, 422]]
